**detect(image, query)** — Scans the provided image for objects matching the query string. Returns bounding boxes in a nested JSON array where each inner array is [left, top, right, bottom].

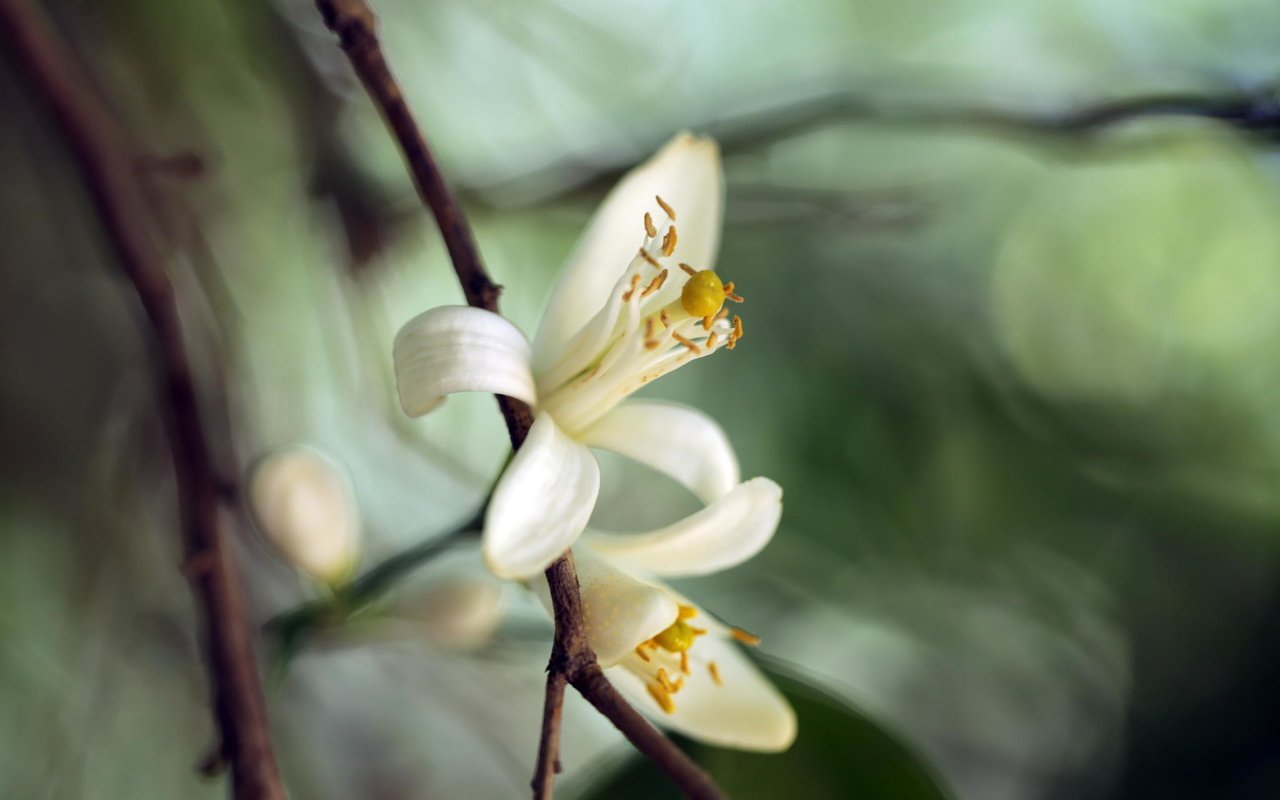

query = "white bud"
[[247, 447, 360, 585], [409, 578, 504, 651]]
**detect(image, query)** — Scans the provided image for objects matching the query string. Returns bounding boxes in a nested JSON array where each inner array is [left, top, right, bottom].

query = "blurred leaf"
[[582, 669, 951, 800]]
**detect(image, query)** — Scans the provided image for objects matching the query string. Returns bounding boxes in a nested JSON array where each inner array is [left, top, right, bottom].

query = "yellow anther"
[[638, 248, 662, 269], [680, 270, 726, 317], [656, 195, 677, 220], [634, 645, 651, 662], [672, 332, 701, 354], [727, 315, 744, 350], [657, 668, 674, 691], [708, 661, 723, 686], [644, 212, 657, 238], [647, 683, 676, 714], [705, 331, 719, 350], [654, 620, 697, 652], [678, 262, 697, 276], [680, 651, 690, 675], [661, 226, 678, 256], [677, 604, 698, 620], [730, 627, 761, 646], [659, 309, 671, 328], [641, 269, 668, 298], [670, 676, 684, 692], [621, 274, 641, 302], [723, 281, 745, 303]]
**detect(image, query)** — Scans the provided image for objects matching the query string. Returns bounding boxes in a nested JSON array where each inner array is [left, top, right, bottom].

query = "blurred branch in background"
[[0, 0, 284, 797], [311, 1, 726, 798]]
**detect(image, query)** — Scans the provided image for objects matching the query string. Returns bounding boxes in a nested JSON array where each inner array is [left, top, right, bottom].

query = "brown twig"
[[312, 1, 726, 798], [0, 1, 285, 798]]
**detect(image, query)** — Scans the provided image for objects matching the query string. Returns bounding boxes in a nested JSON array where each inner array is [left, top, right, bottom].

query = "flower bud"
[[247, 447, 360, 585], [408, 577, 504, 651]]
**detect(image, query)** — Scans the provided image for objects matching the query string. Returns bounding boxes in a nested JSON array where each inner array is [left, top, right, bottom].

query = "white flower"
[[393, 133, 764, 579], [533, 479, 795, 752], [247, 447, 361, 585]]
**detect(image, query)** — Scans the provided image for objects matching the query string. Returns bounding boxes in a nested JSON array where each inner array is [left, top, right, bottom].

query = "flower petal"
[[483, 413, 600, 578], [393, 305, 537, 417], [578, 401, 740, 503], [606, 636, 797, 752], [532, 133, 723, 372], [532, 548, 678, 667], [584, 478, 782, 577]]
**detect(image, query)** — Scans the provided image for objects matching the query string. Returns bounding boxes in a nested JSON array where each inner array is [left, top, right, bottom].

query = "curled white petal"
[[483, 413, 600, 579], [393, 305, 537, 417], [247, 447, 360, 584], [578, 401, 740, 503], [532, 133, 723, 372], [607, 636, 796, 752], [584, 478, 782, 577], [532, 548, 678, 667]]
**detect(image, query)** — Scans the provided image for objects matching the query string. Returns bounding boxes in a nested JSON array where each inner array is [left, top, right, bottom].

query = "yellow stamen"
[[661, 226, 678, 256], [678, 262, 697, 276], [656, 195, 676, 220], [634, 646, 651, 662], [670, 676, 684, 692], [621, 274, 641, 302], [708, 661, 723, 686], [677, 604, 698, 620], [680, 270, 726, 317], [705, 331, 719, 350], [680, 651, 690, 675], [659, 309, 671, 327], [644, 212, 657, 238], [640, 269, 668, 298], [730, 627, 761, 646], [672, 332, 701, 354], [638, 248, 662, 269], [727, 315, 744, 350], [657, 668, 674, 692], [689, 626, 708, 636], [647, 683, 676, 714]]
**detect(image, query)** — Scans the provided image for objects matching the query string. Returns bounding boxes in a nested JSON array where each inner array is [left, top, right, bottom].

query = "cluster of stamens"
[[536, 195, 748, 431], [630, 603, 761, 714]]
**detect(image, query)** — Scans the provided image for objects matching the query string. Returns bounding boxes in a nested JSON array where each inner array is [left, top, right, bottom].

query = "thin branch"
[[311, 2, 726, 798], [0, 1, 285, 798]]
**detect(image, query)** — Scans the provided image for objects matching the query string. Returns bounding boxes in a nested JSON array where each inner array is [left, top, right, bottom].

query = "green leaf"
[[582, 669, 951, 800]]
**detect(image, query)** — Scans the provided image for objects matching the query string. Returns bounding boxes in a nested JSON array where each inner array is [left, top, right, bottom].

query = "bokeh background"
[[4, 0, 1280, 797]]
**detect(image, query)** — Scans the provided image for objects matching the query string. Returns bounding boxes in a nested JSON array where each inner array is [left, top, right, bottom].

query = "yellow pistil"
[[647, 683, 676, 714], [680, 270, 726, 317], [708, 661, 723, 686], [644, 212, 657, 238], [654, 620, 697, 652], [656, 194, 677, 220]]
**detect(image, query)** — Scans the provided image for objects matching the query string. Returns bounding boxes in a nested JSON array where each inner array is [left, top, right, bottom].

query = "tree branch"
[[0, 1, 285, 798], [311, 2, 725, 797]]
